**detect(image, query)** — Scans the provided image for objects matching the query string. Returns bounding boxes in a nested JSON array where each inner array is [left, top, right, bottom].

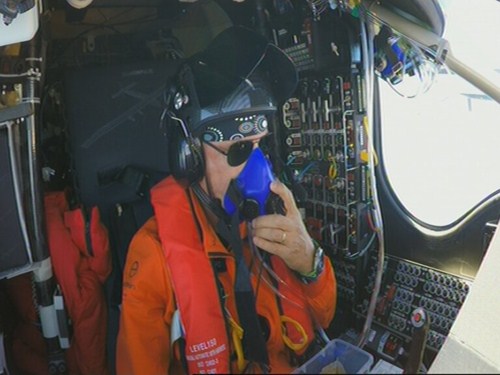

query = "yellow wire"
[[328, 157, 337, 180]]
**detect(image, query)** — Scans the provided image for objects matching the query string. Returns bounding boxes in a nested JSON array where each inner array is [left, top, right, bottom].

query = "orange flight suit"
[[116, 177, 336, 374]]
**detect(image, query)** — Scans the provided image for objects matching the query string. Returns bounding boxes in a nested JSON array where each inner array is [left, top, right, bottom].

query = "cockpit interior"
[[1, 0, 500, 374]]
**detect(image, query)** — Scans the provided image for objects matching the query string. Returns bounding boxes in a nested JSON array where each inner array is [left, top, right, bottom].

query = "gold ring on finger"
[[280, 230, 287, 244]]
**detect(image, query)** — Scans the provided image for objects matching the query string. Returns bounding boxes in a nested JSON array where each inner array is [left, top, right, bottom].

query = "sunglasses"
[[204, 134, 270, 167]]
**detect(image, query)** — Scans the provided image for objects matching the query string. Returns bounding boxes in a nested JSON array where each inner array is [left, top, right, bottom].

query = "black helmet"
[[167, 26, 298, 139]]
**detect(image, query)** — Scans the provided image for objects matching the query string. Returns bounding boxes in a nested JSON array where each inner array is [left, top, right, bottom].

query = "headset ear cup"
[[168, 119, 204, 186]]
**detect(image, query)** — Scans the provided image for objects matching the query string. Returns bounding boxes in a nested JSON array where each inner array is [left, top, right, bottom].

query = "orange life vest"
[[44, 191, 111, 375], [150, 177, 316, 374], [3, 192, 111, 375]]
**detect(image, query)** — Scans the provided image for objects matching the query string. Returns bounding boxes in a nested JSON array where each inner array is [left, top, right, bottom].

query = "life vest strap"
[[215, 214, 270, 370]]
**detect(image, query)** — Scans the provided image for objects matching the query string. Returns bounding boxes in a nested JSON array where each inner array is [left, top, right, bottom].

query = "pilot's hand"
[[251, 180, 315, 275]]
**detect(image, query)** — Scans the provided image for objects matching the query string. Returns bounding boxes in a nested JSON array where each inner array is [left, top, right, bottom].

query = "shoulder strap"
[[192, 182, 270, 372], [214, 211, 270, 372]]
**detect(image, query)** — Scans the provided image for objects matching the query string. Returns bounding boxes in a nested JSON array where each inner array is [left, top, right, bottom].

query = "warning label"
[[186, 338, 227, 373]]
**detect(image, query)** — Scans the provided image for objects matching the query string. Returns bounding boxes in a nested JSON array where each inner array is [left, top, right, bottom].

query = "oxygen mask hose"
[[246, 224, 306, 310]]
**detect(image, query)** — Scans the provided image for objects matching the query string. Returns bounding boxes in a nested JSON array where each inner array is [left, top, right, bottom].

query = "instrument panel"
[[269, 2, 484, 368]]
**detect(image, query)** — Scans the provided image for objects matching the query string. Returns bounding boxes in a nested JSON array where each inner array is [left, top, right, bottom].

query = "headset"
[[165, 64, 206, 187], [167, 111, 205, 187]]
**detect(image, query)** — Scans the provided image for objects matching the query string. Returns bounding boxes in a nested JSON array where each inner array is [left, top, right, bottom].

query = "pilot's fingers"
[[270, 180, 300, 218]]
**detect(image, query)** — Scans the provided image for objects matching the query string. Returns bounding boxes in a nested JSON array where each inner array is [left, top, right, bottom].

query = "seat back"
[[64, 59, 182, 374]]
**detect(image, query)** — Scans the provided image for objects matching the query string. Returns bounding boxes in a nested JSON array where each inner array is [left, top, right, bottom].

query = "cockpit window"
[[379, 0, 500, 226]]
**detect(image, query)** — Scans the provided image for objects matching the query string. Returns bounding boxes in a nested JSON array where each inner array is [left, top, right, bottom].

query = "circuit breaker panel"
[[282, 72, 373, 255], [355, 254, 471, 355], [274, 10, 375, 262], [271, 7, 474, 361]]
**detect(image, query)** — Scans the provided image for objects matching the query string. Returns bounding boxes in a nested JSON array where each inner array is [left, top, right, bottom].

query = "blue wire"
[[286, 155, 297, 166], [296, 161, 317, 182]]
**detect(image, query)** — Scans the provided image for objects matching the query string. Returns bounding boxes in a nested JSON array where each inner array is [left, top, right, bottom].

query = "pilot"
[[116, 26, 336, 374]]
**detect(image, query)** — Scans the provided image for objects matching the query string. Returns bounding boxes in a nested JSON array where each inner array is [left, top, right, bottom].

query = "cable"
[[4, 120, 34, 266], [316, 326, 331, 345], [359, 2, 440, 98], [306, 0, 329, 17], [359, 2, 437, 60], [250, 242, 266, 302], [381, 40, 438, 98], [366, 207, 377, 233], [246, 223, 333, 349], [344, 232, 376, 260], [327, 157, 337, 180], [246, 223, 310, 310], [286, 154, 297, 166], [356, 10, 385, 349], [296, 161, 317, 182], [0, 71, 31, 78]]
